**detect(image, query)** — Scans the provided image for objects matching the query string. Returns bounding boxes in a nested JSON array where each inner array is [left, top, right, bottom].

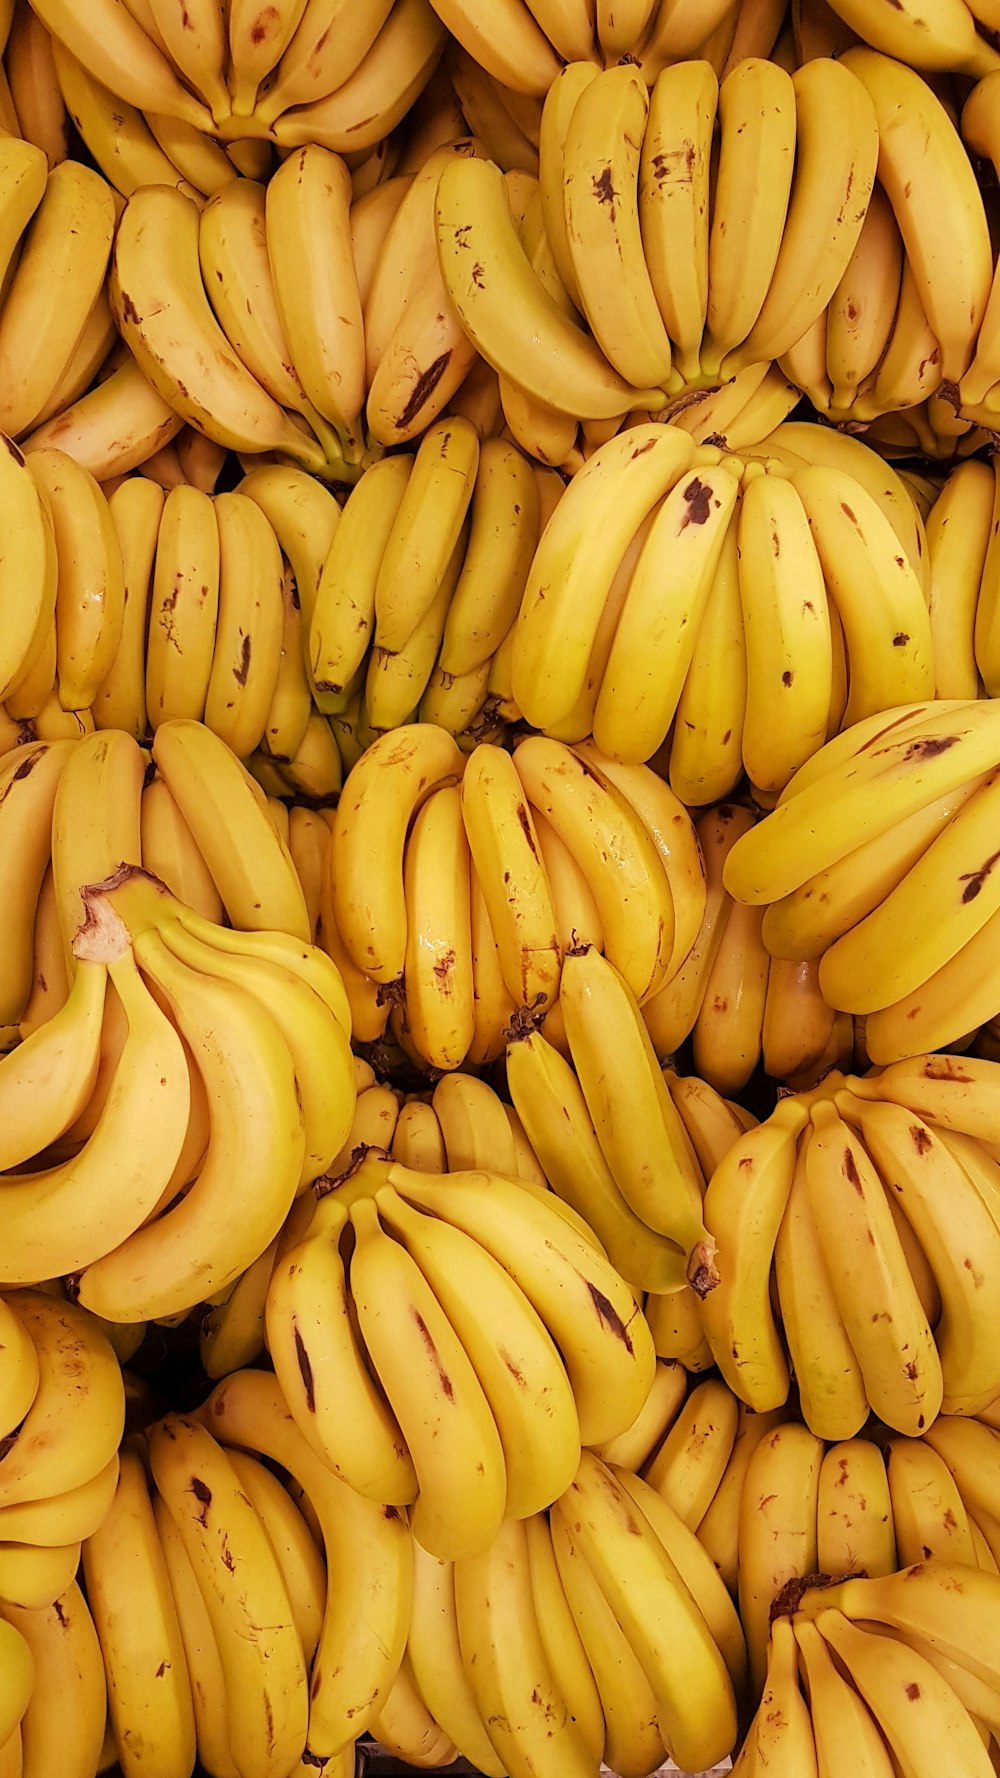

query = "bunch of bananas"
[[739, 1561, 1000, 1778], [724, 698, 1000, 1058], [700, 1052, 1000, 1440]]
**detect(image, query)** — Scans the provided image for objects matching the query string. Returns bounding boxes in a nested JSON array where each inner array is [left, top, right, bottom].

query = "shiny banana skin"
[[591, 1357, 687, 1471], [460, 740, 560, 1014], [140, 776, 225, 923], [793, 464, 935, 728], [0, 135, 47, 297], [265, 144, 366, 457], [373, 416, 478, 655], [885, 1436, 977, 1569], [466, 866, 517, 1066], [82, 1449, 196, 1778], [816, 1438, 896, 1579], [642, 1377, 737, 1531], [722, 699, 1000, 906], [0, 1541, 82, 1610], [552, 1451, 738, 1772], [737, 1615, 818, 1778], [841, 1088, 1000, 1414], [736, 470, 833, 795], [592, 462, 741, 765], [1, 1588, 103, 1778], [424, 0, 560, 95], [813, 1607, 995, 1778], [202, 491, 284, 759], [350, 173, 413, 311], [237, 464, 339, 650], [558, 945, 714, 1270], [0, 1293, 124, 1508], [158, 917, 354, 1188], [438, 435, 539, 676], [521, 1513, 605, 1767], [792, 1619, 898, 1778], [75, 924, 305, 1321], [866, 916, 1000, 1061], [329, 722, 463, 984], [699, 1096, 810, 1410], [973, 456, 1000, 694], [227, 0, 307, 116], [690, 895, 769, 1095], [825, 182, 903, 413], [435, 154, 664, 420], [512, 735, 676, 1004], [271, 0, 446, 160], [773, 1140, 869, 1441], [701, 57, 797, 376], [27, 357, 181, 500], [348, 1193, 507, 1560], [110, 185, 329, 474], [200, 1364, 414, 1762], [369, 1654, 455, 1769], [639, 59, 717, 385], [727, 58, 878, 373], [697, 1406, 789, 1595], [265, 1194, 419, 1503], [531, 809, 604, 955], [374, 1182, 581, 1519], [391, 1097, 448, 1173], [144, 484, 220, 729], [0, 161, 115, 441], [803, 1100, 943, 1437], [146, 1413, 308, 1778], [0, 739, 74, 1031], [399, 783, 475, 1069], [505, 1030, 691, 1293], [198, 1238, 278, 1379], [252, 0, 394, 124], [537, 61, 600, 315], [844, 46, 993, 387], [260, 567, 312, 764], [562, 64, 674, 391], [761, 956, 840, 1086], [511, 423, 694, 730], [453, 1514, 597, 1778], [738, 1421, 824, 1698], [150, 718, 311, 939], [309, 453, 412, 707], [549, 1504, 669, 1778], [820, 766, 1000, 1013], [29, 0, 214, 125], [49, 41, 193, 201], [27, 450, 125, 715], [224, 1448, 326, 1665], [0, 1299, 39, 1449], [366, 522, 465, 730], [0, 944, 191, 1285], [142, 0, 228, 119], [152, 1498, 239, 1778], [0, 957, 105, 1172]]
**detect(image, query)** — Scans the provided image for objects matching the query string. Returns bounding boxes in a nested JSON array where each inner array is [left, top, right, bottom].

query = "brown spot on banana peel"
[[960, 847, 1000, 902], [585, 1281, 635, 1349], [679, 478, 712, 528], [293, 1323, 316, 1412], [233, 633, 252, 687], [396, 353, 451, 431], [842, 1147, 863, 1193], [412, 1308, 454, 1399], [910, 1124, 932, 1154], [189, 1475, 212, 1524]]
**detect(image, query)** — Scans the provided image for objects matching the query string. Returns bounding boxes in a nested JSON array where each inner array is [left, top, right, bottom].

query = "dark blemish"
[[471, 262, 485, 288], [892, 633, 909, 647], [909, 736, 959, 759], [910, 1125, 932, 1154], [782, 671, 793, 687], [905, 1360, 919, 1380], [586, 1282, 634, 1352], [54, 1600, 68, 1627], [905, 1683, 920, 1700], [155, 1661, 168, 1678], [960, 848, 1000, 903], [679, 478, 712, 529], [397, 353, 451, 429], [592, 165, 617, 218], [413, 1309, 454, 1400], [221, 1536, 235, 1573], [515, 801, 538, 856], [233, 633, 251, 686], [119, 292, 140, 325], [1, 437, 24, 465], [293, 1324, 315, 1412], [630, 439, 656, 458], [190, 1476, 211, 1524], [841, 502, 857, 523], [843, 1148, 862, 1192]]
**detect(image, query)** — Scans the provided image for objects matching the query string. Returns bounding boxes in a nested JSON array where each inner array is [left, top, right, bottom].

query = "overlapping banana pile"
[[7, 1, 1000, 1776]]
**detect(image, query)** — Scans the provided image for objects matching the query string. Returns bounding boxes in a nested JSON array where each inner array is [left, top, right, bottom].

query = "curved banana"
[[773, 1138, 869, 1441], [459, 740, 560, 1016], [0, 1293, 123, 1509], [816, 1437, 896, 1579], [269, 0, 445, 157], [738, 1420, 824, 1697], [202, 491, 284, 760], [826, 182, 904, 413], [639, 59, 717, 384], [28, 450, 125, 714]]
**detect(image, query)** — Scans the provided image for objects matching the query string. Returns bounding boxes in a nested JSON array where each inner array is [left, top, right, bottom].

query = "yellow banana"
[[29, 0, 214, 125], [27, 449, 125, 714], [815, 1437, 896, 1579], [202, 490, 284, 760], [0, 1293, 123, 1508], [0, 1584, 105, 1778], [738, 1420, 824, 1697], [826, 181, 904, 412], [309, 452, 412, 707], [639, 59, 717, 384]]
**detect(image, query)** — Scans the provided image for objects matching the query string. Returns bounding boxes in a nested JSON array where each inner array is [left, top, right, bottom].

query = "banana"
[[884, 1436, 977, 1568], [366, 520, 466, 731], [27, 450, 124, 714], [401, 1541, 503, 1775], [265, 144, 365, 460], [803, 1099, 943, 1436], [590, 1353, 686, 1472], [518, 1512, 605, 1766], [0, 1541, 82, 1610], [387, 1159, 656, 1445], [813, 1607, 995, 1778], [644, 1280, 714, 1372], [641, 800, 756, 1059], [226, 0, 305, 115], [1, 1587, 103, 1778], [0, 1299, 39, 1449], [81, 1448, 196, 1778], [727, 58, 879, 373], [592, 461, 741, 764], [49, 40, 192, 200], [146, 1414, 308, 1778], [667, 514, 746, 806], [973, 459, 1000, 695], [375, 1181, 581, 1518], [466, 866, 517, 1065], [149, 1496, 237, 1778], [0, 955, 106, 1171], [252, 0, 395, 124], [699, 1096, 811, 1409], [25, 337, 184, 477], [738, 1420, 824, 1696], [459, 740, 560, 1015], [90, 478, 162, 739], [270, 0, 446, 157], [150, 718, 311, 939], [351, 172, 414, 307], [695, 1405, 788, 1593], [369, 1653, 454, 1769], [549, 1504, 669, 1778], [701, 57, 797, 375], [773, 1139, 870, 1441], [561, 64, 673, 392], [372, 416, 478, 655], [237, 464, 339, 654], [309, 452, 412, 707], [140, 776, 224, 923], [0, 1454, 119, 1549], [552, 1450, 738, 1772], [557, 944, 716, 1275], [330, 722, 463, 983], [642, 1376, 739, 1532], [202, 490, 284, 759], [0, 134, 47, 296], [826, 181, 904, 412], [867, 914, 1000, 1060], [0, 1293, 123, 1508], [735, 1615, 817, 1777], [638, 59, 717, 384], [531, 809, 603, 953], [816, 1437, 896, 1579], [347, 1192, 506, 1559], [391, 1098, 448, 1173], [29, 0, 214, 125], [0, 740, 73, 1032], [638, 0, 739, 71], [437, 436, 539, 676], [505, 1030, 691, 1292], [690, 892, 771, 1095], [723, 699, 1000, 906], [425, 0, 560, 94], [511, 422, 694, 728], [430, 1072, 519, 1177], [863, 1050, 1000, 1146], [513, 735, 677, 1003], [454, 1514, 597, 1778], [397, 783, 474, 1069], [110, 185, 329, 474], [144, 484, 220, 729], [223, 1448, 325, 1666], [265, 1193, 418, 1502], [762, 957, 840, 1085], [435, 153, 664, 419], [0, 161, 115, 442]]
